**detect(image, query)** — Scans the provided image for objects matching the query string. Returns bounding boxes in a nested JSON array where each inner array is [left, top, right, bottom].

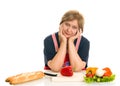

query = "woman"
[[43, 10, 90, 72]]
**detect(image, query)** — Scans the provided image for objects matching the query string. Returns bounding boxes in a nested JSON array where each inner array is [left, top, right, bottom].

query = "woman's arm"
[[68, 30, 86, 72], [68, 39, 86, 72], [48, 41, 66, 72], [48, 26, 67, 72]]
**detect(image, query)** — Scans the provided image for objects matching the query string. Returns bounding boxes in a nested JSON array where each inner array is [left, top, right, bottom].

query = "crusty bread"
[[5, 71, 45, 85]]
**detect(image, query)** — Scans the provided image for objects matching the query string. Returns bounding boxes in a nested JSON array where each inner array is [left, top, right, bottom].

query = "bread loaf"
[[5, 71, 45, 85]]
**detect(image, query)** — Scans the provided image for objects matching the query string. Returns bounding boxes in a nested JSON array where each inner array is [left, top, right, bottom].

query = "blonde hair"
[[60, 10, 84, 32]]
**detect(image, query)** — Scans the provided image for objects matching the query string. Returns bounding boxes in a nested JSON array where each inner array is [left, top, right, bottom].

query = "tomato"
[[60, 66, 73, 76], [103, 67, 112, 77], [86, 71, 94, 78], [86, 73, 94, 78]]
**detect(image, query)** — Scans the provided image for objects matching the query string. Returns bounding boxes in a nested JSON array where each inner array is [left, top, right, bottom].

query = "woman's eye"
[[65, 23, 70, 27], [72, 26, 77, 29]]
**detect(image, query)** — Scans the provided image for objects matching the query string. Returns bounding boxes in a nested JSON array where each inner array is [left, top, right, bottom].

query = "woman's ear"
[[79, 28, 82, 33], [59, 25, 61, 30], [59, 24, 62, 28]]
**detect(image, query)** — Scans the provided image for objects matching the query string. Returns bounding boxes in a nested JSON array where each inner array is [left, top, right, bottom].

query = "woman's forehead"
[[64, 20, 78, 26]]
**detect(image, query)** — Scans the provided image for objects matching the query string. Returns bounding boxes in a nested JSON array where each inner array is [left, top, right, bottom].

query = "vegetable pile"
[[84, 67, 115, 83]]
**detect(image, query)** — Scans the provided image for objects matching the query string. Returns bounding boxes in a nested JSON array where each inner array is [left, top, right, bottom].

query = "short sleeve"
[[43, 35, 56, 67], [78, 36, 90, 68]]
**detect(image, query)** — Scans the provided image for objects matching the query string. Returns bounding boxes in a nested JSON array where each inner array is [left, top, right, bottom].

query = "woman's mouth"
[[63, 32, 72, 38], [64, 32, 71, 36]]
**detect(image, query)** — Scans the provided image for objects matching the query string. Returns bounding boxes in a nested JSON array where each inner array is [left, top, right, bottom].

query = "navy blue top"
[[43, 32, 90, 68]]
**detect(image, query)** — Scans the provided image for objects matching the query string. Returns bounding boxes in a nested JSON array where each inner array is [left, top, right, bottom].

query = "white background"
[[0, 0, 120, 85]]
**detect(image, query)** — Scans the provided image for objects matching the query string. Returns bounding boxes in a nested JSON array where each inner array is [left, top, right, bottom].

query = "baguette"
[[5, 71, 45, 85]]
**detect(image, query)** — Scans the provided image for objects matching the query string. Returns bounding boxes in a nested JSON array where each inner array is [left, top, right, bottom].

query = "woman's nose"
[[67, 27, 72, 32]]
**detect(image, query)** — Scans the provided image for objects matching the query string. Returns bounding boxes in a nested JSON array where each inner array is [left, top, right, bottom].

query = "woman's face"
[[61, 20, 79, 38]]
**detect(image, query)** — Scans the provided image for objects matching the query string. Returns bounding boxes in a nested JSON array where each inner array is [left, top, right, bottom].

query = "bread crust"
[[5, 71, 45, 85]]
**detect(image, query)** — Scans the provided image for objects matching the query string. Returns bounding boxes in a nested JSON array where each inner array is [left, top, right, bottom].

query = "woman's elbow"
[[74, 62, 86, 72], [48, 61, 61, 72], [51, 68, 60, 72]]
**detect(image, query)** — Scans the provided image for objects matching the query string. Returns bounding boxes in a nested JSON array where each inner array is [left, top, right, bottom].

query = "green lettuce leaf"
[[84, 74, 115, 83]]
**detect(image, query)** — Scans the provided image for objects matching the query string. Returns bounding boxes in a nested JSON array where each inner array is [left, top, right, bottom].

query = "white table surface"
[[0, 70, 119, 86]]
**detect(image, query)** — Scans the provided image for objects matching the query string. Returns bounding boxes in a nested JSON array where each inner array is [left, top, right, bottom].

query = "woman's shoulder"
[[78, 36, 90, 50], [44, 32, 58, 42], [81, 36, 90, 44]]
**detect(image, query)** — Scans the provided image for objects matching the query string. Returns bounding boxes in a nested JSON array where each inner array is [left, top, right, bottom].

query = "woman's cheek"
[[74, 31, 77, 36]]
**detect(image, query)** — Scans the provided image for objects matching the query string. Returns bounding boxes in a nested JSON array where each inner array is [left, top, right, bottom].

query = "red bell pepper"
[[60, 66, 73, 76]]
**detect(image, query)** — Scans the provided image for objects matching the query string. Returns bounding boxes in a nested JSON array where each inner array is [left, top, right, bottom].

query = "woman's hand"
[[58, 25, 67, 43], [68, 29, 82, 42]]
